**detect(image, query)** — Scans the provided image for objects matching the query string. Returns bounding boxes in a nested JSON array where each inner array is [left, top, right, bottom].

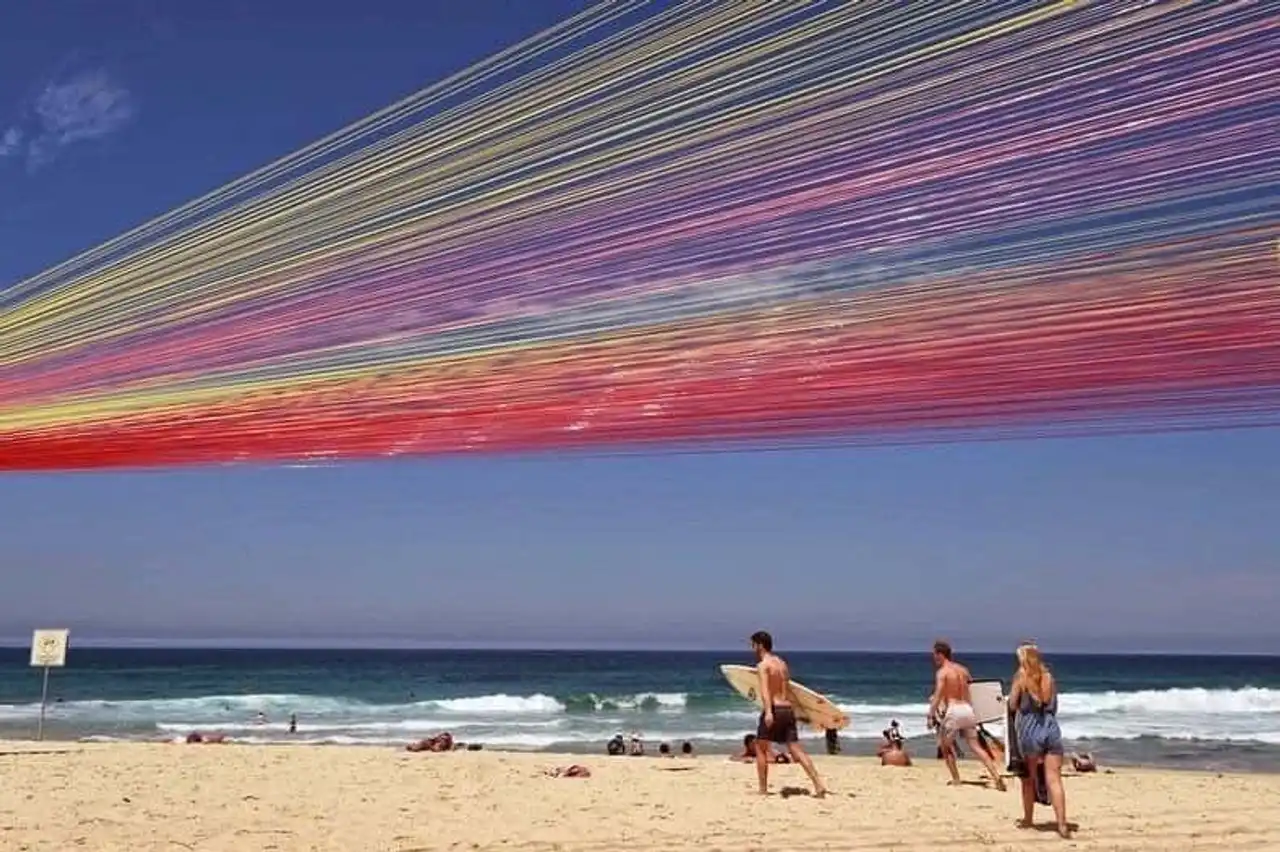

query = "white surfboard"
[[720, 664, 850, 731], [970, 680, 1005, 725]]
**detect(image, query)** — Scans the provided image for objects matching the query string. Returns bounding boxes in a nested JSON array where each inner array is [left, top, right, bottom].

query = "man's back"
[[760, 652, 792, 706], [938, 661, 972, 705]]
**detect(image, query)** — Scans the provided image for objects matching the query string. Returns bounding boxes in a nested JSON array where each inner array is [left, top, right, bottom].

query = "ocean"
[[3, 648, 1279, 772]]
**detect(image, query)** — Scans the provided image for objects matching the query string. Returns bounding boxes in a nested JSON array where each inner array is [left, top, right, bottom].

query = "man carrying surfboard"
[[750, 630, 828, 798], [927, 639, 1007, 791]]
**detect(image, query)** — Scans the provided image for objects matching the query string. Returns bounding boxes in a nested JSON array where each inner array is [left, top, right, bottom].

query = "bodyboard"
[[970, 680, 1005, 725]]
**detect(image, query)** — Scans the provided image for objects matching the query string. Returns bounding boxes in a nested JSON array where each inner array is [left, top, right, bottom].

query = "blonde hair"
[[1016, 643, 1052, 703]]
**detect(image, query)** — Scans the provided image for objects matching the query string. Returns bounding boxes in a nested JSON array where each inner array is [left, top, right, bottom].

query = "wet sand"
[[0, 741, 1275, 850]]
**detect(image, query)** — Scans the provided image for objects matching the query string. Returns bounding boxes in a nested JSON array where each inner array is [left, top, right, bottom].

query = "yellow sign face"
[[30, 630, 69, 668]]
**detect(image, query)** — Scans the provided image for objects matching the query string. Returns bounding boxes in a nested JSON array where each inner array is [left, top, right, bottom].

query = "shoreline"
[[1, 741, 1275, 850], [8, 731, 1280, 776]]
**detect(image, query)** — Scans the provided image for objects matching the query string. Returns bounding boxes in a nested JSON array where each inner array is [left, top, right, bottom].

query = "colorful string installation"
[[0, 0, 1277, 469]]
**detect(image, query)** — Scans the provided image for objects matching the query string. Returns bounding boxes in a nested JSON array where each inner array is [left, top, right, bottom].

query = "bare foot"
[[1057, 824, 1071, 839], [814, 787, 828, 799], [1017, 819, 1034, 829], [993, 778, 1007, 792]]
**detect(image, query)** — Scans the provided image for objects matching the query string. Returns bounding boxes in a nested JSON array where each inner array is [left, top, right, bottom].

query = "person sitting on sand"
[[877, 725, 912, 767], [628, 733, 644, 756], [881, 742, 911, 767], [406, 732, 454, 752], [658, 742, 672, 757], [733, 733, 792, 764], [606, 734, 626, 756], [1071, 752, 1096, 773], [680, 741, 694, 757], [1011, 643, 1070, 838]]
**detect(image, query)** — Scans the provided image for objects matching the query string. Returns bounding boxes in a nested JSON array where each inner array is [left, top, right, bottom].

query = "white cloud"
[[0, 127, 21, 158], [0, 70, 135, 170]]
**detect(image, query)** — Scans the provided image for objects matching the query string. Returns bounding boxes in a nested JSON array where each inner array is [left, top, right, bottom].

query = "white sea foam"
[[7, 687, 1280, 748], [1058, 687, 1280, 716], [428, 694, 564, 714]]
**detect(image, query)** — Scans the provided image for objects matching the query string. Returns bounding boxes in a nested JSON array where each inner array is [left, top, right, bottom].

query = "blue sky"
[[1, 1, 1276, 653]]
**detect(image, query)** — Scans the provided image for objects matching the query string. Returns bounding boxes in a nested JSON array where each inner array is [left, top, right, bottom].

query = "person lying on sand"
[[1071, 752, 1097, 773], [751, 630, 827, 797], [545, 765, 591, 778], [184, 732, 227, 744], [406, 732, 454, 752]]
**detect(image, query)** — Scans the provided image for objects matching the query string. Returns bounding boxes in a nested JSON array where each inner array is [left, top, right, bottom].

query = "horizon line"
[[0, 638, 1276, 657]]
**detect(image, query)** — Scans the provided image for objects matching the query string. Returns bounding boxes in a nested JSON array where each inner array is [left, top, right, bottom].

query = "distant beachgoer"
[[680, 741, 694, 757], [750, 630, 827, 798], [928, 639, 1006, 790], [185, 731, 227, 744], [288, 713, 297, 735], [606, 734, 626, 756], [734, 733, 790, 764], [824, 728, 840, 755], [1011, 643, 1070, 838], [1071, 752, 1096, 773], [406, 732, 454, 753], [545, 764, 591, 778], [628, 733, 644, 756], [881, 743, 911, 767], [877, 723, 911, 767], [255, 711, 267, 725], [658, 742, 672, 757]]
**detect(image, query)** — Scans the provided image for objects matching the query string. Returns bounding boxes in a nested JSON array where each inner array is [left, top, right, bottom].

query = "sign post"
[[30, 629, 69, 742]]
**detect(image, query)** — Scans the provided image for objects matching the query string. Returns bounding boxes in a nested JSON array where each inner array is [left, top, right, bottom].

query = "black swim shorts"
[[757, 705, 799, 744]]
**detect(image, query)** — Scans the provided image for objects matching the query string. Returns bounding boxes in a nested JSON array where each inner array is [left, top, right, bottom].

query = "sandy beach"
[[1, 742, 1275, 851]]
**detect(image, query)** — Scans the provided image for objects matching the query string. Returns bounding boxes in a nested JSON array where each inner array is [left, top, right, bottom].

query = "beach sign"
[[30, 629, 69, 741], [30, 629, 69, 668]]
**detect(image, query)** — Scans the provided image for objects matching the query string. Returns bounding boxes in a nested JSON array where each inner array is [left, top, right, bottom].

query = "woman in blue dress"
[[1010, 643, 1070, 838]]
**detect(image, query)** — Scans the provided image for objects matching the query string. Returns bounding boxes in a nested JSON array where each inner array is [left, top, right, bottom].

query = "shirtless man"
[[927, 640, 1006, 790], [751, 630, 827, 797]]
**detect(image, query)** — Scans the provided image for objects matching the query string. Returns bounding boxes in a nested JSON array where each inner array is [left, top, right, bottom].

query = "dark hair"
[[743, 733, 757, 747], [932, 639, 953, 660], [681, 741, 693, 754], [750, 631, 773, 652], [658, 742, 670, 754]]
